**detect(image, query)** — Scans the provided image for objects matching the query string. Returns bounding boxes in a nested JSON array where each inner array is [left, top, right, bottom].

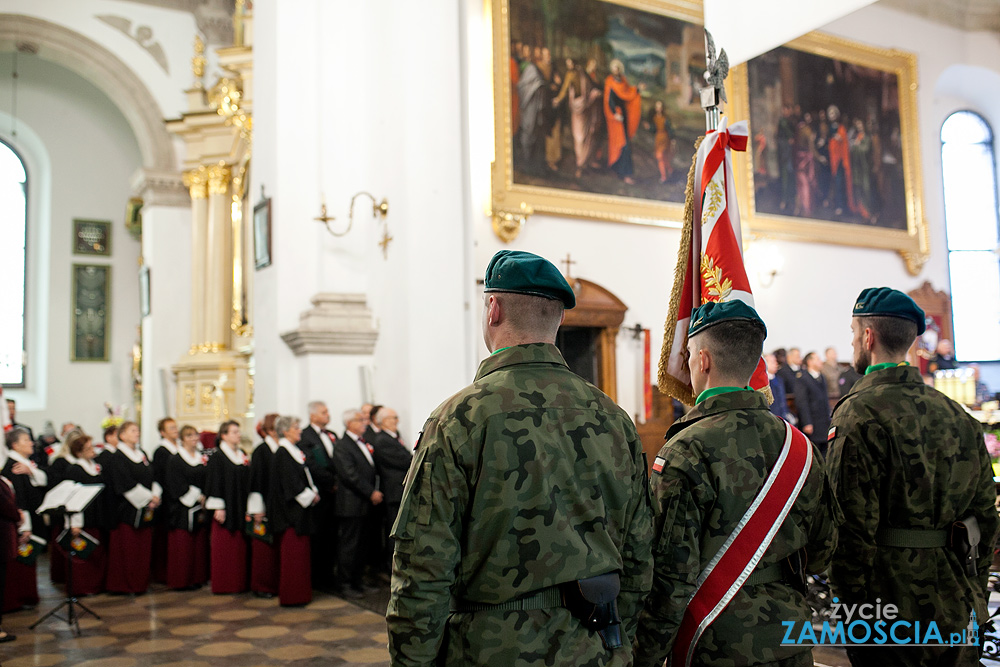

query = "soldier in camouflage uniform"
[[386, 250, 654, 666], [635, 301, 837, 667], [827, 287, 999, 666]]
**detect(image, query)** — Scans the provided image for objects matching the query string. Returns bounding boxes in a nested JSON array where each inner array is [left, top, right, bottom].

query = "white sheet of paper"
[[65, 484, 104, 514], [36, 480, 77, 513]]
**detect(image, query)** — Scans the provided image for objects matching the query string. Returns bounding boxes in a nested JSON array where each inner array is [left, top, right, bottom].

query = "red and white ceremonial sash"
[[659, 117, 769, 403], [671, 420, 812, 667]]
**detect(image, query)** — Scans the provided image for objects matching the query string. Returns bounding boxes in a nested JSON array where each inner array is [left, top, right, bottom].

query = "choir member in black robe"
[[62, 433, 109, 596], [204, 420, 250, 594], [247, 413, 280, 598], [0, 475, 19, 642], [150, 417, 179, 584], [2, 428, 46, 610], [46, 450, 71, 586], [105, 421, 161, 594], [164, 425, 208, 590], [95, 426, 118, 470], [271, 416, 319, 606]]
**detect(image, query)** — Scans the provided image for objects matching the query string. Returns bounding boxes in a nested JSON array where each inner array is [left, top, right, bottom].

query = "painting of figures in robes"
[[728, 32, 929, 275], [491, 0, 706, 230]]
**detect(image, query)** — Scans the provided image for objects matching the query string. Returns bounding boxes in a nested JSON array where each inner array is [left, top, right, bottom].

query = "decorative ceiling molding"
[[0, 14, 177, 171], [96, 15, 169, 74], [115, 0, 235, 44]]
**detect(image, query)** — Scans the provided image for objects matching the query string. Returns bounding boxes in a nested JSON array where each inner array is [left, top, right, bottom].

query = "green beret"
[[483, 250, 576, 308], [688, 300, 766, 337], [852, 287, 925, 335]]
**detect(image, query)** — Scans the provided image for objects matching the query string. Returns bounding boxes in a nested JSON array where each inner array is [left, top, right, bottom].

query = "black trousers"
[[337, 515, 366, 589], [310, 499, 338, 589]]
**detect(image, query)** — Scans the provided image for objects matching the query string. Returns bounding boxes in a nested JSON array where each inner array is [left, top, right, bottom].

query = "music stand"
[[30, 482, 103, 636]]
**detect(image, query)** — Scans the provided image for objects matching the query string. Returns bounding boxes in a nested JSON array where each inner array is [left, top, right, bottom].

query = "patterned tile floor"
[[0, 555, 391, 666]]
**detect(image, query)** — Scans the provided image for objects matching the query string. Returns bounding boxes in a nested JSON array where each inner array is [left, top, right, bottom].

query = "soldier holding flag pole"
[[635, 32, 837, 667]]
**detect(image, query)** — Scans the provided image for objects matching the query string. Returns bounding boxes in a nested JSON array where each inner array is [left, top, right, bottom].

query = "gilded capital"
[[183, 166, 209, 199], [207, 164, 232, 196]]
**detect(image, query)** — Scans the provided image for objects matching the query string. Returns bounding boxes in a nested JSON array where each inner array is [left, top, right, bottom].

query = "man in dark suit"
[[333, 408, 383, 598], [764, 353, 791, 421], [775, 346, 801, 397], [300, 401, 339, 591], [794, 351, 831, 455], [362, 403, 379, 444], [370, 407, 412, 572]]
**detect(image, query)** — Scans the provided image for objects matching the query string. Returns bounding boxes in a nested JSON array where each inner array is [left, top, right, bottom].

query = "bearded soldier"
[[827, 287, 999, 665], [387, 250, 653, 666], [635, 300, 836, 667]]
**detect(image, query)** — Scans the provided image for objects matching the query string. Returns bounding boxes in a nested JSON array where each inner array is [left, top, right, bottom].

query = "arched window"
[[941, 111, 1000, 361], [0, 141, 27, 386]]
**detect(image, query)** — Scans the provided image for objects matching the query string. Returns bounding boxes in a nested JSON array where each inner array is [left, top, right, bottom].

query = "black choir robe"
[[1, 452, 47, 540], [203, 444, 250, 531], [62, 456, 109, 595], [62, 457, 108, 530], [165, 449, 207, 532], [108, 446, 160, 528], [271, 442, 319, 536], [247, 439, 277, 518]]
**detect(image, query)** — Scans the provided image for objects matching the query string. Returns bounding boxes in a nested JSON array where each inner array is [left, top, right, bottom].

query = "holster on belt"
[[782, 549, 807, 595], [559, 572, 623, 650], [950, 515, 981, 577]]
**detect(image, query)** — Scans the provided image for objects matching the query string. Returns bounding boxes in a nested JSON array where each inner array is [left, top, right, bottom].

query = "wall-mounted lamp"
[[745, 239, 784, 288], [314, 192, 391, 259]]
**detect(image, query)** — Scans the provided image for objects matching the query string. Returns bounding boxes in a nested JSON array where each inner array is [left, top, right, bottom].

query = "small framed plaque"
[[73, 219, 112, 256]]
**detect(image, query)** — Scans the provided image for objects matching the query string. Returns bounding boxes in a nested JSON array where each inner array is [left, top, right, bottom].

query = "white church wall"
[[252, 1, 470, 442], [0, 54, 143, 438], [461, 0, 1000, 409]]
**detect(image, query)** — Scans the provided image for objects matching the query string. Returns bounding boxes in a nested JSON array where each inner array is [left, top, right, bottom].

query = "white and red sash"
[[672, 420, 812, 667]]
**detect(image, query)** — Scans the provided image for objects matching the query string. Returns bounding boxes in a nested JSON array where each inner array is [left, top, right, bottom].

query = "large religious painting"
[[729, 32, 929, 275], [491, 0, 706, 238]]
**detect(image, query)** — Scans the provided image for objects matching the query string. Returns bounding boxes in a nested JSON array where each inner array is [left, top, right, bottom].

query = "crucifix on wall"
[[560, 253, 577, 278]]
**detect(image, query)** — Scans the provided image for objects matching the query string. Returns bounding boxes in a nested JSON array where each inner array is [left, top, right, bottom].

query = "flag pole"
[[692, 30, 728, 309]]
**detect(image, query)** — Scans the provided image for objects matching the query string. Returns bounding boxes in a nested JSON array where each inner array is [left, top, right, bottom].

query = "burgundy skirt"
[[210, 522, 248, 594], [106, 523, 152, 594], [250, 536, 279, 595], [279, 528, 311, 607], [61, 528, 107, 596], [3, 559, 38, 611], [167, 527, 209, 590]]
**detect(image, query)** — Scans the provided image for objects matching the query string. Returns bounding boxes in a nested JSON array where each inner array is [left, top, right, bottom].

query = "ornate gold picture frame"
[[728, 32, 929, 275], [490, 0, 706, 241]]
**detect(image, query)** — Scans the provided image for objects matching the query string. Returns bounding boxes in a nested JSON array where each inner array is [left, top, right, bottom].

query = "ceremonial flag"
[[658, 116, 770, 405]]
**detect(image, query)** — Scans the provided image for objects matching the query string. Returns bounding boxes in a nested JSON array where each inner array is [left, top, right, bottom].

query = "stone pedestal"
[[172, 350, 252, 433], [280, 293, 378, 356]]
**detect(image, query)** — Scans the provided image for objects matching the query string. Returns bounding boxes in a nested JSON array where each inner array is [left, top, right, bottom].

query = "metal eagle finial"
[[704, 30, 729, 105]]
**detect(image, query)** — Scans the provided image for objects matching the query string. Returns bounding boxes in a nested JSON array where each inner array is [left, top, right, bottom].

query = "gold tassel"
[[657, 137, 703, 406]]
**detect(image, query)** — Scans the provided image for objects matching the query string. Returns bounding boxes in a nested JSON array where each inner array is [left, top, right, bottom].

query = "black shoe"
[[0, 631, 16, 643], [253, 591, 275, 599]]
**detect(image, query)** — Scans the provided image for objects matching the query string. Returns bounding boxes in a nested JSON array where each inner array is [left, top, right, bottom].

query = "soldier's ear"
[[486, 295, 502, 326]]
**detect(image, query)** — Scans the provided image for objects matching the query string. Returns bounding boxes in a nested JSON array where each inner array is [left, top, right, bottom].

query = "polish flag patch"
[[828, 427, 837, 441], [652, 456, 666, 474]]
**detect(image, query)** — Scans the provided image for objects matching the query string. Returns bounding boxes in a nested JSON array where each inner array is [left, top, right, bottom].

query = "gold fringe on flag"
[[657, 137, 702, 406]]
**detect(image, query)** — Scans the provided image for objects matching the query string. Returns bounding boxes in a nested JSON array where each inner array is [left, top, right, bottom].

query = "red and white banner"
[[658, 117, 769, 404], [671, 420, 813, 666]]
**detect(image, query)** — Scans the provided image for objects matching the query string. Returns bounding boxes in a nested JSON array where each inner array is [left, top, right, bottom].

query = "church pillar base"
[[171, 350, 252, 437]]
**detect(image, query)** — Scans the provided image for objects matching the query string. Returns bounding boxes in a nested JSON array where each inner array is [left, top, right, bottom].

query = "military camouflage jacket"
[[386, 343, 654, 666], [634, 390, 836, 667], [827, 365, 999, 635]]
